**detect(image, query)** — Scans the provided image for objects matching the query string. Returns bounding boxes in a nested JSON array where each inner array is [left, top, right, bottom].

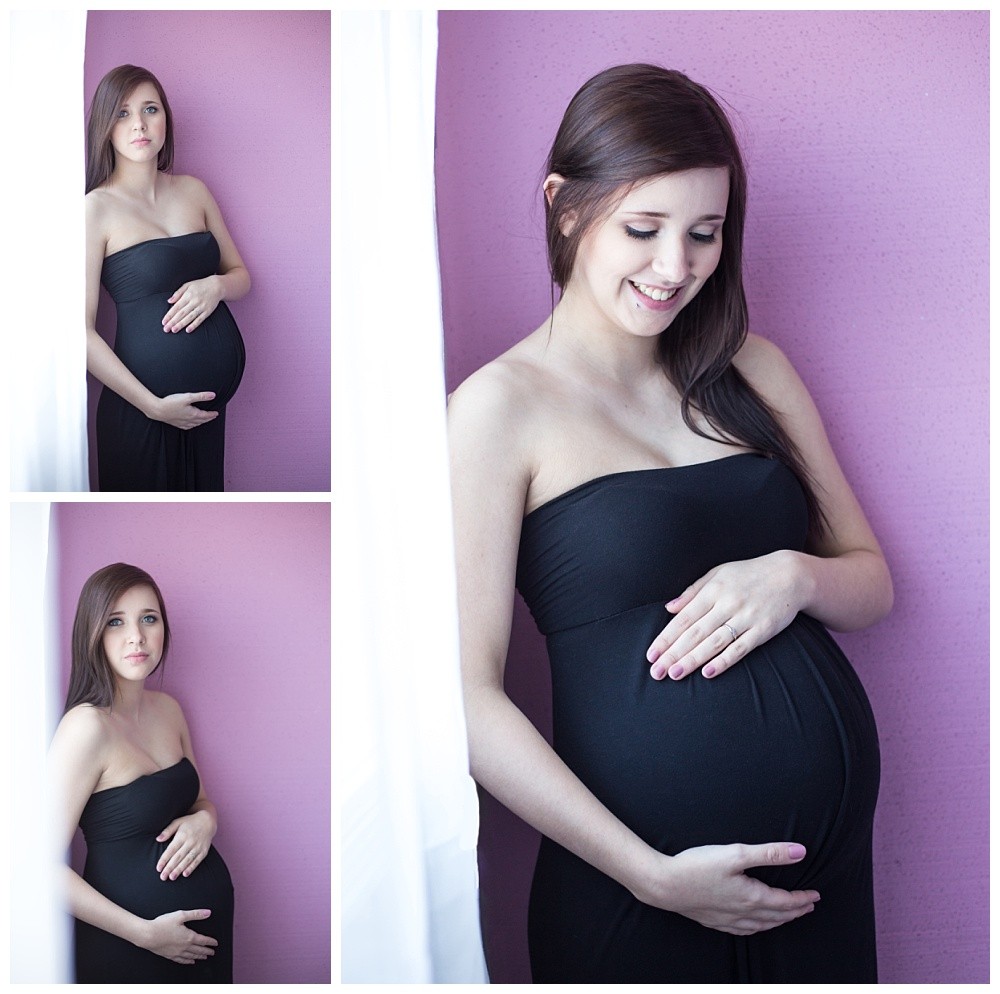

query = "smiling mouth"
[[630, 280, 680, 302]]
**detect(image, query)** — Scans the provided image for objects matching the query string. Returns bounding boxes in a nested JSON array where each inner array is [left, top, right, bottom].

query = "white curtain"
[[10, 502, 73, 982], [8, 11, 90, 492], [336, 10, 487, 984]]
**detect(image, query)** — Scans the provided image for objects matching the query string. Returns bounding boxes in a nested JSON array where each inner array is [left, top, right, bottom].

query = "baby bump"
[[114, 297, 246, 409], [547, 607, 879, 886], [84, 837, 234, 926]]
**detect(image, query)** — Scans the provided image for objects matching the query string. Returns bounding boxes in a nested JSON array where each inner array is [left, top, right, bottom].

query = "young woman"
[[49, 563, 234, 982], [448, 64, 892, 982], [86, 65, 249, 491]]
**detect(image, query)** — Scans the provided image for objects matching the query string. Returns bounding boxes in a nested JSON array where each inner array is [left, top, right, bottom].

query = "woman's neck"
[[108, 158, 162, 203], [113, 679, 147, 722], [545, 293, 662, 387]]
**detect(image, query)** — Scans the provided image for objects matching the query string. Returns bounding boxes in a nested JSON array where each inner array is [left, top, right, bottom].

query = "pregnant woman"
[[50, 563, 234, 982], [448, 65, 892, 982], [86, 65, 248, 491]]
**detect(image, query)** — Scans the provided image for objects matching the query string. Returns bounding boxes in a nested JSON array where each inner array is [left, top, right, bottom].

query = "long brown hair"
[[64, 563, 171, 712], [85, 65, 174, 194], [545, 64, 827, 537]]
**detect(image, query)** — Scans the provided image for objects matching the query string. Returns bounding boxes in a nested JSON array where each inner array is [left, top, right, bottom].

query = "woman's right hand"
[[149, 392, 219, 430], [137, 909, 218, 964], [635, 841, 820, 935]]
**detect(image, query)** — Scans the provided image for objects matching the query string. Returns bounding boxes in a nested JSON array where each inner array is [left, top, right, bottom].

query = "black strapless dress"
[[75, 758, 234, 983], [515, 453, 880, 983], [96, 231, 246, 491]]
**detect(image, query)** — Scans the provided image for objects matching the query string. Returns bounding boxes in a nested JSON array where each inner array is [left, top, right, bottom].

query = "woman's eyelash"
[[625, 227, 719, 244]]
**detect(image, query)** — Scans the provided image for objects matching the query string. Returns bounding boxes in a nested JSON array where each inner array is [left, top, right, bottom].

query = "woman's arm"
[[154, 694, 218, 882], [450, 364, 819, 934], [85, 193, 219, 430], [646, 333, 893, 681], [161, 178, 250, 334], [49, 706, 218, 963]]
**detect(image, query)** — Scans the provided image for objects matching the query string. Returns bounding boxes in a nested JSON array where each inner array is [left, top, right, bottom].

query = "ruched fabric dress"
[[96, 231, 246, 491], [75, 758, 234, 983], [515, 453, 880, 983]]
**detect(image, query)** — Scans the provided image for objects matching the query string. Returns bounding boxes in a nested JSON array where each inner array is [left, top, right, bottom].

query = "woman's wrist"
[[126, 913, 154, 949], [620, 841, 674, 907], [780, 549, 817, 615]]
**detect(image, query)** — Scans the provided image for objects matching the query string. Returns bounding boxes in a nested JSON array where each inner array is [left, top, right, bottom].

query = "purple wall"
[[84, 10, 330, 492], [436, 10, 988, 984], [53, 502, 331, 983]]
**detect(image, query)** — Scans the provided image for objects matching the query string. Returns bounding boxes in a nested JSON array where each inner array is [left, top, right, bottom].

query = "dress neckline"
[[92, 756, 190, 796], [104, 230, 212, 261], [523, 452, 765, 523]]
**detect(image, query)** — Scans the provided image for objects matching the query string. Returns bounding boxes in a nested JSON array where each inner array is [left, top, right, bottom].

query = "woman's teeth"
[[631, 281, 679, 301]]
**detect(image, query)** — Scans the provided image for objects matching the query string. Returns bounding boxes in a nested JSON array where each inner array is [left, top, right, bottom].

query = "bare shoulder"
[[85, 188, 114, 239], [447, 347, 550, 514], [449, 350, 540, 433], [169, 173, 214, 207], [51, 703, 110, 763], [733, 332, 815, 417], [147, 689, 187, 727]]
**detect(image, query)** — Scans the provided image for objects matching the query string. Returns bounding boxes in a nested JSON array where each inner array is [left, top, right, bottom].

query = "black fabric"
[[96, 232, 245, 491], [515, 453, 880, 982], [75, 758, 234, 983]]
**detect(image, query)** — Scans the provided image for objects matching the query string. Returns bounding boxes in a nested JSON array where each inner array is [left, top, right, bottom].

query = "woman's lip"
[[131, 138, 151, 146], [629, 279, 683, 311], [125, 653, 148, 661]]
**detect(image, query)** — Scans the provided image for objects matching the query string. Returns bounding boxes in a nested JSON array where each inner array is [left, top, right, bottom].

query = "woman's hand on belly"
[[149, 392, 220, 430], [646, 550, 805, 681], [137, 908, 218, 964], [634, 841, 820, 935], [156, 809, 218, 881], [163, 276, 224, 333]]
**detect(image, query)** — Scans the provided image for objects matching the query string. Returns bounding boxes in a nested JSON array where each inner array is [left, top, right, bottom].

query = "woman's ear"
[[543, 173, 575, 235], [543, 173, 565, 207]]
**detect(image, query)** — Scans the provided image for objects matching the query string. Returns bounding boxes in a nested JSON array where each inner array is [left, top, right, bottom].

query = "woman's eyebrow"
[[624, 210, 726, 221]]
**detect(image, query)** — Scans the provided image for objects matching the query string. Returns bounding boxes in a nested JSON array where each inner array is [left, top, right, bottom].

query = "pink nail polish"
[[703, 665, 716, 678], [788, 843, 806, 859], [668, 664, 684, 679], [647, 648, 660, 663], [651, 663, 665, 679]]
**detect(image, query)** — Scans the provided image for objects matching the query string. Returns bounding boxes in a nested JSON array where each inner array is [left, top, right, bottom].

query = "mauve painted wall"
[[84, 10, 330, 492], [53, 502, 331, 983], [436, 10, 987, 984]]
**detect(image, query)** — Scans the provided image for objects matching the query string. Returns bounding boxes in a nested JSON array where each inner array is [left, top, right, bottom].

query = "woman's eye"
[[142, 615, 159, 624], [116, 109, 128, 119], [143, 106, 158, 114], [107, 618, 122, 627], [625, 226, 657, 241], [690, 231, 718, 245]]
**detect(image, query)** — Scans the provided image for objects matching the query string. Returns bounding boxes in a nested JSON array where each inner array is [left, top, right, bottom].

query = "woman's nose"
[[127, 624, 145, 643], [651, 237, 691, 284]]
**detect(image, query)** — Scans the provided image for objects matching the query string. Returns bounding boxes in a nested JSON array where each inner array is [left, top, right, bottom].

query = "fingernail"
[[788, 843, 806, 859], [647, 648, 660, 663], [651, 663, 665, 679], [703, 665, 716, 678], [668, 664, 684, 680]]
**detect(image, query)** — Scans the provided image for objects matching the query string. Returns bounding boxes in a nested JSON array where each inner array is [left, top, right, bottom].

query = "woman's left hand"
[[156, 810, 217, 881], [162, 277, 223, 333], [646, 551, 805, 681]]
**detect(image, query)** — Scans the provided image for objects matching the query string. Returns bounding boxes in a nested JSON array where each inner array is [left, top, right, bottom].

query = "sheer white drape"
[[8, 11, 90, 492], [10, 502, 73, 981], [337, 10, 487, 984]]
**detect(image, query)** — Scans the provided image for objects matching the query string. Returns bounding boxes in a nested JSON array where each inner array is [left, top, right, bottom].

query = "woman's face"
[[109, 81, 167, 166], [563, 167, 729, 339], [101, 584, 164, 686]]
